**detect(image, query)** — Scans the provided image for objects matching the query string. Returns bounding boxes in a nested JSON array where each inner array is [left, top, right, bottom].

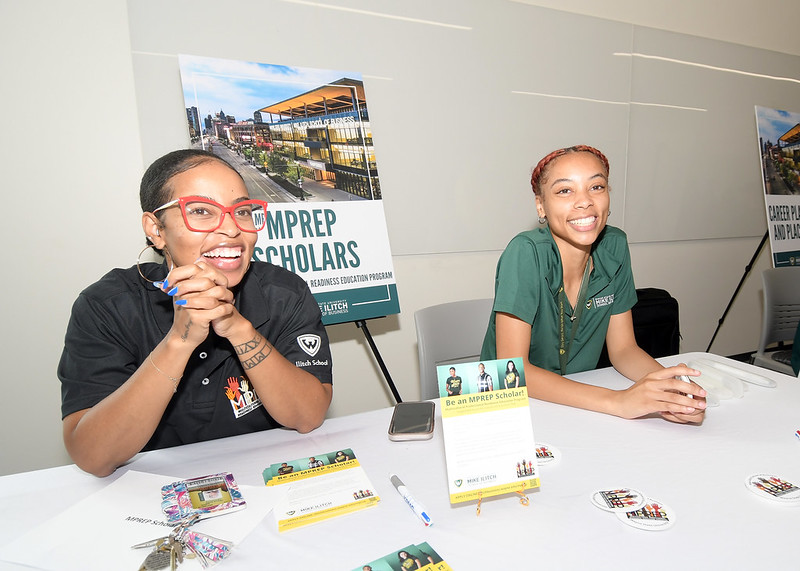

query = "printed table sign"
[[438, 358, 539, 504]]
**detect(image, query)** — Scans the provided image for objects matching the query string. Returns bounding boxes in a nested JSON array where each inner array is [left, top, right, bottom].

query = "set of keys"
[[134, 534, 185, 571], [132, 514, 233, 570]]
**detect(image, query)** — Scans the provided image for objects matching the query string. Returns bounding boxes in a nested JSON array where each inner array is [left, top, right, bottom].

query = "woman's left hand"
[[659, 363, 707, 423], [645, 365, 707, 424], [614, 365, 707, 423]]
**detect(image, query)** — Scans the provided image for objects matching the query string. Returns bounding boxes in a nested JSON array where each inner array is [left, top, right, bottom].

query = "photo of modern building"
[[757, 107, 800, 196], [180, 56, 381, 203], [259, 78, 380, 201]]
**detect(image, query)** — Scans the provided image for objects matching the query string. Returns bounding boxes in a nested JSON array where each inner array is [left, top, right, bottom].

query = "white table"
[[1, 353, 798, 570]]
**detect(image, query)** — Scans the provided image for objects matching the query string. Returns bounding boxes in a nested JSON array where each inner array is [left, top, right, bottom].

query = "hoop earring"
[[538, 216, 547, 225], [137, 244, 168, 284]]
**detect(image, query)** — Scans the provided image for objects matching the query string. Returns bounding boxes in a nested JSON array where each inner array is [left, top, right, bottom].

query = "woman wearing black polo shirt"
[[482, 145, 705, 423], [60, 150, 333, 476]]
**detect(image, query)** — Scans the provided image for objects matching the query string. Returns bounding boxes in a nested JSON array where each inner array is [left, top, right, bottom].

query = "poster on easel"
[[178, 54, 400, 323], [755, 105, 800, 267], [437, 358, 539, 504]]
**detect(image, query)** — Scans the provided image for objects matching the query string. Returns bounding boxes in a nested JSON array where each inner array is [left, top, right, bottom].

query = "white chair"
[[751, 267, 800, 376], [415, 298, 495, 400]]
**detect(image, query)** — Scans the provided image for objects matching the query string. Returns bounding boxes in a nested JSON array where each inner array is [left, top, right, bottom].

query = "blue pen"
[[390, 474, 433, 526]]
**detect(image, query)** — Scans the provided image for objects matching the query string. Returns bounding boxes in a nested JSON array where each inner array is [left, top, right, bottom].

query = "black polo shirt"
[[59, 261, 333, 450]]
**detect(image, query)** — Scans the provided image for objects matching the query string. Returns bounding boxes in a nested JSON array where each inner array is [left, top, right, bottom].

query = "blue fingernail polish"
[[161, 279, 170, 291], [153, 281, 164, 289], [167, 286, 179, 296], [175, 299, 187, 306]]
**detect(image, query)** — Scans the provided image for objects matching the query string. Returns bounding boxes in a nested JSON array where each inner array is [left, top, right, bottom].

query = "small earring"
[[154, 228, 160, 236], [538, 215, 547, 225]]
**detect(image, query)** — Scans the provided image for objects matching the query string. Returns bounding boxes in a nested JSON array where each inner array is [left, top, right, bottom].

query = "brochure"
[[354, 542, 452, 571], [263, 447, 380, 531], [438, 358, 540, 504]]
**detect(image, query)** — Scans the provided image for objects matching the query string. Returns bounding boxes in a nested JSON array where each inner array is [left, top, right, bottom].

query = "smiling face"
[[143, 159, 256, 288], [535, 151, 610, 255]]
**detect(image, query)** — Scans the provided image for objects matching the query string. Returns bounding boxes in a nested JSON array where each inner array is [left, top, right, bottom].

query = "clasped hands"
[[616, 364, 706, 424], [155, 259, 243, 343]]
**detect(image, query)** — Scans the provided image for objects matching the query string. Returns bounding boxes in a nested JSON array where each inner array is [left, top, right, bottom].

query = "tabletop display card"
[[263, 448, 380, 531], [438, 358, 540, 504]]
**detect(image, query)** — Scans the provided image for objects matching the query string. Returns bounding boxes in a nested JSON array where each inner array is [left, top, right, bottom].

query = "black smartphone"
[[388, 401, 435, 441]]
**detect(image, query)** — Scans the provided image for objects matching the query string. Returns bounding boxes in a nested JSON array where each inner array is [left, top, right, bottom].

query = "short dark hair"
[[139, 149, 242, 215]]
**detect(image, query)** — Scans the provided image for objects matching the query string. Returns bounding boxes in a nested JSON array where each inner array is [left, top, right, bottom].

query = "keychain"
[[133, 512, 233, 569], [179, 529, 234, 568]]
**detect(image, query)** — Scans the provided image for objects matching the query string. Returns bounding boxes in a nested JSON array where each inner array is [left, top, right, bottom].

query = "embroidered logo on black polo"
[[225, 375, 263, 419], [297, 334, 321, 357]]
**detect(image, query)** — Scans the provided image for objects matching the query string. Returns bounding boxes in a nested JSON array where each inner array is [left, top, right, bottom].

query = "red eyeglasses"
[[153, 196, 268, 233]]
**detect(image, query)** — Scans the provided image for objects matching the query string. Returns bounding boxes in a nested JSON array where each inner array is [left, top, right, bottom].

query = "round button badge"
[[616, 497, 676, 531], [590, 488, 646, 512]]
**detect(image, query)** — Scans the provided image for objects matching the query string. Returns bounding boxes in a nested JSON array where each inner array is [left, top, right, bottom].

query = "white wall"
[[0, 0, 144, 475], [1, 0, 796, 476]]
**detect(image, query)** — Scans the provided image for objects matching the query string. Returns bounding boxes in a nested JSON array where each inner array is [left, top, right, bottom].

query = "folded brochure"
[[263, 447, 379, 531], [353, 542, 452, 571]]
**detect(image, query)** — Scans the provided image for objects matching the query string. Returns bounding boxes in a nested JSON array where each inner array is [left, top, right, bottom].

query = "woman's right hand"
[[157, 259, 235, 347]]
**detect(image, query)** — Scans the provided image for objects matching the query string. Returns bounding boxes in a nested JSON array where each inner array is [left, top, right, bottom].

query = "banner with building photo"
[[755, 106, 800, 267], [179, 55, 399, 324]]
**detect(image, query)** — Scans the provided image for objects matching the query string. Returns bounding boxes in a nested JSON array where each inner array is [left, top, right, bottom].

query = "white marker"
[[390, 474, 433, 526]]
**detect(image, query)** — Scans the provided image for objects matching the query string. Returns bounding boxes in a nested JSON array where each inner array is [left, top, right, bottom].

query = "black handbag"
[[596, 288, 680, 369]]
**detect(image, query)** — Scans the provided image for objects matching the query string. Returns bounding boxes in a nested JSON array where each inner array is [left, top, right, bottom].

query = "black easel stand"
[[355, 319, 403, 403], [706, 230, 769, 352]]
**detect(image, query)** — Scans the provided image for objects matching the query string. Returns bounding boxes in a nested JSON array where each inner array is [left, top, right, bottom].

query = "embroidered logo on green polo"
[[593, 294, 615, 308]]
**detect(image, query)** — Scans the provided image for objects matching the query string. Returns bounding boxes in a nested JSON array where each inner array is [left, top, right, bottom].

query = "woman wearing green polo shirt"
[[482, 145, 706, 423]]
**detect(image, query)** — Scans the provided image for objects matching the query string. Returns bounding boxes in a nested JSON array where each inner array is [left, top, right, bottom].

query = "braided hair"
[[530, 145, 609, 196]]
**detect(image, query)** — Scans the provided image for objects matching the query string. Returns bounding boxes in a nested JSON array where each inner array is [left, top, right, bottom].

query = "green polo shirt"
[[481, 225, 637, 374]]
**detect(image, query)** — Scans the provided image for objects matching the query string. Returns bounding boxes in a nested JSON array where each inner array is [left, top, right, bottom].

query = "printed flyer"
[[263, 448, 379, 531], [438, 358, 539, 504]]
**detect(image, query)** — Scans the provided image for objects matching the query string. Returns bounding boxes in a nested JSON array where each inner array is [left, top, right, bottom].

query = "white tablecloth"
[[1, 353, 798, 570]]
